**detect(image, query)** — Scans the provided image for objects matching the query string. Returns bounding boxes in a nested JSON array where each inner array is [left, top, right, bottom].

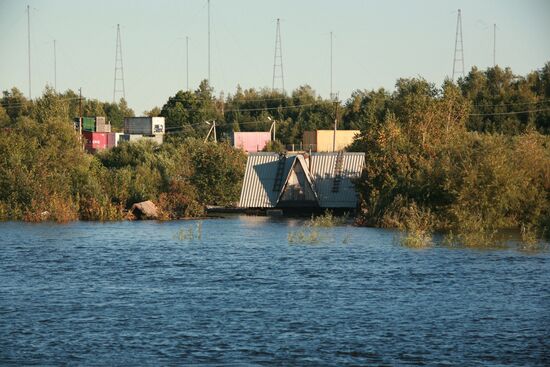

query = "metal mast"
[[207, 0, 211, 84], [53, 40, 57, 90], [272, 18, 285, 93], [27, 5, 31, 99], [186, 36, 190, 90], [113, 24, 126, 102], [493, 23, 497, 67], [330, 31, 333, 100], [452, 9, 465, 81]]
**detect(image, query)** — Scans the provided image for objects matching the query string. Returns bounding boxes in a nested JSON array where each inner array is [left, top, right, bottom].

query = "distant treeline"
[[1, 63, 549, 245]]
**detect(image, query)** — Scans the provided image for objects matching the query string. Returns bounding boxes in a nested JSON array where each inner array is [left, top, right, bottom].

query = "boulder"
[[130, 200, 158, 220]]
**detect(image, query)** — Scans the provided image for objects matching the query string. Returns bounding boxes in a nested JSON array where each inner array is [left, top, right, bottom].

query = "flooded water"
[[1, 217, 549, 365]]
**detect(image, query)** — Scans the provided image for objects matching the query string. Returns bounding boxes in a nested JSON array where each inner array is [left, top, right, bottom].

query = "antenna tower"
[[113, 24, 126, 102], [272, 18, 285, 93], [452, 9, 465, 81]]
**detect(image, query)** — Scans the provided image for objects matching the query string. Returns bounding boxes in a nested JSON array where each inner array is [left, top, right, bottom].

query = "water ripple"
[[0, 217, 549, 365]]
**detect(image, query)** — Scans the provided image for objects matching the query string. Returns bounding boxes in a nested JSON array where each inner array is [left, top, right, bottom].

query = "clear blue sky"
[[1, 0, 549, 114]]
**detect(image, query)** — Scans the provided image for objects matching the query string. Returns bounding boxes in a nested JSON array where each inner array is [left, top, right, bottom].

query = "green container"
[[82, 117, 96, 132]]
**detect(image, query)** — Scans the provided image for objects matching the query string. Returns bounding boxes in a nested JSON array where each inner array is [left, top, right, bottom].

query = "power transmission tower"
[[272, 18, 285, 93], [113, 24, 126, 102], [27, 4, 31, 99], [452, 9, 465, 81]]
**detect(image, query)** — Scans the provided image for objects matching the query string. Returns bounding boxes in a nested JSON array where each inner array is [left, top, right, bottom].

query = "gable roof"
[[238, 153, 294, 208], [309, 152, 365, 208], [239, 152, 365, 209]]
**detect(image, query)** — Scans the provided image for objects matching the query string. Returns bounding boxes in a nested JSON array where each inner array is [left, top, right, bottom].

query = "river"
[[0, 217, 549, 365]]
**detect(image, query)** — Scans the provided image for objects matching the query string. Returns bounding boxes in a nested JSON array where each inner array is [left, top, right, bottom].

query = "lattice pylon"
[[452, 9, 465, 81], [272, 18, 285, 93], [113, 24, 126, 102]]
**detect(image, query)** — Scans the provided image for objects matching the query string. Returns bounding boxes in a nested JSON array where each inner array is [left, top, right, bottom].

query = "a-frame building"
[[238, 152, 365, 210]]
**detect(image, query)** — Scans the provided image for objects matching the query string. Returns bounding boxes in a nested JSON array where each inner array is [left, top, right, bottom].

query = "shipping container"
[[124, 117, 165, 135], [302, 130, 360, 152], [115, 132, 124, 146], [82, 117, 96, 132], [119, 134, 163, 145], [83, 131, 108, 153], [106, 132, 117, 148], [120, 134, 142, 142], [232, 131, 271, 152], [95, 116, 112, 133]]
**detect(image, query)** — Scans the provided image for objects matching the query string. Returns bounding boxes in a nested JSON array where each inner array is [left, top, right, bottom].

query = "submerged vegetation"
[[1, 63, 549, 249], [174, 222, 203, 241], [288, 210, 350, 244]]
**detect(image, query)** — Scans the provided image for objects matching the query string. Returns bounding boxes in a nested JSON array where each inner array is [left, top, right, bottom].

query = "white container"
[[124, 117, 165, 135]]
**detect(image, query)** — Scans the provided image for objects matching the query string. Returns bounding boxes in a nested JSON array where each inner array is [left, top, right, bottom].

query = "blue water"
[[0, 217, 549, 366]]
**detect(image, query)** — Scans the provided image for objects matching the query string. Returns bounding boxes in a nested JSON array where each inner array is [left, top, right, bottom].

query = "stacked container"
[[82, 131, 107, 153], [75, 116, 115, 153], [95, 117, 112, 133], [124, 117, 165, 135]]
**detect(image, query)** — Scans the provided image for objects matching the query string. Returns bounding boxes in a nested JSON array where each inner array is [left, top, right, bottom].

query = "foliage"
[[174, 222, 203, 241], [1, 61, 549, 229], [287, 228, 322, 244], [262, 140, 285, 153], [351, 76, 550, 247], [307, 210, 348, 227]]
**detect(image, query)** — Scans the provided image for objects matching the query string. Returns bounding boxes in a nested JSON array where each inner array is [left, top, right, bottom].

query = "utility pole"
[[207, 0, 211, 84], [204, 120, 217, 143], [53, 40, 57, 91], [186, 36, 189, 91], [213, 120, 217, 142], [27, 4, 31, 99], [330, 31, 333, 99], [113, 24, 126, 102], [272, 18, 285, 93], [268, 116, 276, 142], [79, 88, 83, 147], [452, 9, 465, 81]]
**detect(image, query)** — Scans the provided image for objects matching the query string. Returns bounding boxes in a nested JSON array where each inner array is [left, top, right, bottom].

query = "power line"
[[469, 107, 550, 116], [471, 99, 550, 108]]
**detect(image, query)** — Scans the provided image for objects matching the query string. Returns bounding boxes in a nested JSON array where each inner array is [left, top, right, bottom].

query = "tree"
[[160, 80, 222, 139], [1, 87, 31, 123]]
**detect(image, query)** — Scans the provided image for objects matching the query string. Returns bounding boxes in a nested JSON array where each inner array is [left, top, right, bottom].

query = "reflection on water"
[[0, 217, 549, 365]]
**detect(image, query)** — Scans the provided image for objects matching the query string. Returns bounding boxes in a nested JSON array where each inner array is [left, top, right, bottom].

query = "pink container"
[[232, 132, 271, 152], [83, 131, 108, 153]]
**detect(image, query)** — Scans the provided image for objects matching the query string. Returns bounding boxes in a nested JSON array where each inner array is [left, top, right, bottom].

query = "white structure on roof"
[[238, 152, 365, 209]]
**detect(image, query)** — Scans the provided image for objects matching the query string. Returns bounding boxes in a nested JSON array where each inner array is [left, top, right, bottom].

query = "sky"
[[1, 0, 549, 114]]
